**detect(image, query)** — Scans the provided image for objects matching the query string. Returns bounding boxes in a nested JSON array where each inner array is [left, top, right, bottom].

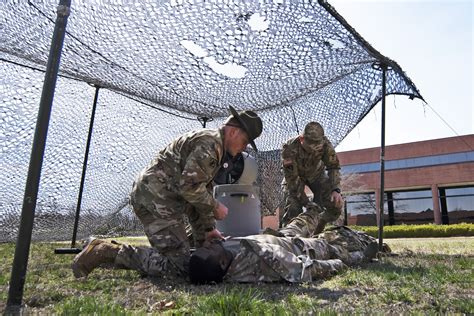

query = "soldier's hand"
[[214, 201, 228, 220], [205, 228, 225, 241], [330, 191, 344, 209]]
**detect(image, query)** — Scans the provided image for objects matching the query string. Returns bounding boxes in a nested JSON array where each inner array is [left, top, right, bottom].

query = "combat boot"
[[72, 239, 120, 278]]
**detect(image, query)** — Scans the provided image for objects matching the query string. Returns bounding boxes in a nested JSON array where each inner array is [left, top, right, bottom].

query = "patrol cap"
[[189, 241, 233, 284], [303, 122, 325, 144], [226, 106, 263, 152]]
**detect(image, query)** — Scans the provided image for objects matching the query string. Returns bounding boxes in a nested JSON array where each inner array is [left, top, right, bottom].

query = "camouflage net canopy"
[[0, 0, 422, 242]]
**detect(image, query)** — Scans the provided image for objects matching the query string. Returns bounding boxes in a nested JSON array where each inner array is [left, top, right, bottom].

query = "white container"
[[214, 184, 261, 237]]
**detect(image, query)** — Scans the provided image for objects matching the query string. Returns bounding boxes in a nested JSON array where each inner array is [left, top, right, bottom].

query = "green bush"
[[350, 223, 473, 238]]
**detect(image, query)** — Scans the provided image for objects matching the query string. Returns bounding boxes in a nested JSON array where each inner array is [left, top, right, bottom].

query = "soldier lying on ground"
[[189, 202, 385, 284], [72, 203, 388, 283]]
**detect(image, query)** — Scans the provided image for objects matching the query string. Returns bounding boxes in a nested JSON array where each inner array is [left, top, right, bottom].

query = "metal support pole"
[[343, 200, 348, 226], [71, 86, 100, 247], [54, 86, 100, 254], [378, 63, 387, 251], [6, 0, 71, 311]]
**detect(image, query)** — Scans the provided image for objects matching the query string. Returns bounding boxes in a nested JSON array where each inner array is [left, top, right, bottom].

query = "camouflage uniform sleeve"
[[321, 137, 341, 191], [179, 142, 219, 228], [281, 142, 303, 200]]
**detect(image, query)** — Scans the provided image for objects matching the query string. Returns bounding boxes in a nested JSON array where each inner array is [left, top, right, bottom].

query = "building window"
[[440, 186, 474, 224], [345, 193, 377, 226], [387, 189, 434, 225], [341, 151, 474, 174], [344, 187, 473, 226], [346, 193, 376, 215], [388, 190, 433, 213]]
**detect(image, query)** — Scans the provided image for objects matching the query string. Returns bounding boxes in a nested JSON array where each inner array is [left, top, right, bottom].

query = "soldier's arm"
[[179, 142, 220, 228], [321, 137, 341, 192]]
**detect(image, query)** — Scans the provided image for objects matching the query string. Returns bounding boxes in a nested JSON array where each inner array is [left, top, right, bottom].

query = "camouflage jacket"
[[281, 135, 341, 192], [132, 128, 225, 228], [224, 227, 377, 283]]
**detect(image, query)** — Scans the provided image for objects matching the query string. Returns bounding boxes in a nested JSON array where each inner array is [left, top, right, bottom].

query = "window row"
[[345, 186, 474, 225]]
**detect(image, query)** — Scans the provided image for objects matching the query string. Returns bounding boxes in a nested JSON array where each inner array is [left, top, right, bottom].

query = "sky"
[[330, 0, 473, 152]]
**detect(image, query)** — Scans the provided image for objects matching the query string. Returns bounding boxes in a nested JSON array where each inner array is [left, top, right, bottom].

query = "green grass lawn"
[[1, 237, 473, 315]]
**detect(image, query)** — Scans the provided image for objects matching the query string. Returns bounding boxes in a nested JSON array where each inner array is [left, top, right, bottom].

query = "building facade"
[[338, 134, 474, 226]]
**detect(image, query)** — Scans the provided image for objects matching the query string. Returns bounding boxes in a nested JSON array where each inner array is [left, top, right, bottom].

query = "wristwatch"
[[332, 188, 341, 194]]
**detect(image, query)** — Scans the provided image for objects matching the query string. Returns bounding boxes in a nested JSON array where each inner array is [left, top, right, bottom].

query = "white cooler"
[[214, 184, 261, 237]]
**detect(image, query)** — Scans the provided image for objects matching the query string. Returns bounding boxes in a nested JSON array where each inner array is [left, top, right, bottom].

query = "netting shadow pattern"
[[0, 1, 422, 241]]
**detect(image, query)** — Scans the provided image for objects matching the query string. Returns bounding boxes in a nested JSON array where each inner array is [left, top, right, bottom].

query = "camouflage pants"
[[184, 205, 211, 248], [132, 203, 215, 273], [275, 205, 381, 266], [130, 158, 218, 274], [278, 202, 324, 237], [227, 228, 374, 283], [131, 202, 190, 275], [115, 243, 174, 277], [281, 173, 342, 229], [281, 217, 380, 266]]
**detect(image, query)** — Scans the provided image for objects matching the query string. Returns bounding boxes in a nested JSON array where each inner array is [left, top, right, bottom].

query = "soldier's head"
[[223, 106, 263, 156], [300, 122, 325, 152], [189, 240, 234, 285]]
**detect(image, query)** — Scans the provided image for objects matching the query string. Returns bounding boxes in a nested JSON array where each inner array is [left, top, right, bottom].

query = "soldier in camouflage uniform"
[[72, 203, 383, 283], [280, 121, 344, 233], [126, 105, 263, 276], [190, 203, 380, 283]]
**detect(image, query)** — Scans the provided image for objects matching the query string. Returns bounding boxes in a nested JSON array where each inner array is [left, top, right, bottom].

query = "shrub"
[[350, 223, 473, 238]]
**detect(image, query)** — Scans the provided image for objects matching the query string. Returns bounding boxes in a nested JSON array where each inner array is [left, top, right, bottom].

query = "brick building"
[[338, 134, 474, 226]]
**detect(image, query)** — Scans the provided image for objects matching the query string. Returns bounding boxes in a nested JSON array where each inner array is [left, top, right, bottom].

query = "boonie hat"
[[226, 106, 263, 152]]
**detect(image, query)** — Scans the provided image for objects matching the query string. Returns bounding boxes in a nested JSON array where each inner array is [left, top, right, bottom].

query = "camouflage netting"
[[0, 0, 422, 242]]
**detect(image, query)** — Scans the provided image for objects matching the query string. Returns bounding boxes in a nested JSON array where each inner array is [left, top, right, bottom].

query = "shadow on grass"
[[143, 273, 356, 303], [365, 259, 429, 275]]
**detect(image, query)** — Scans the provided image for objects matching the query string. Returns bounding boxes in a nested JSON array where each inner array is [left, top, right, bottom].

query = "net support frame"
[[6, 0, 71, 311], [54, 85, 100, 255], [378, 63, 388, 251]]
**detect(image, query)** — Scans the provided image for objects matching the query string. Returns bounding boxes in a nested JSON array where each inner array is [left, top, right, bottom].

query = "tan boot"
[[72, 239, 120, 278]]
